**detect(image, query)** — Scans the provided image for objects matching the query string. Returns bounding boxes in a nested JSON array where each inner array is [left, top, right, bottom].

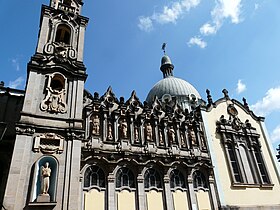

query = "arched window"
[[84, 166, 105, 188], [55, 24, 71, 44], [170, 169, 185, 189], [116, 167, 135, 188], [193, 171, 207, 190], [144, 168, 162, 189]]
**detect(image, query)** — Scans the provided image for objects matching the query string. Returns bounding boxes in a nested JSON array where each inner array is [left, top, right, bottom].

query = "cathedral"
[[0, 0, 280, 210]]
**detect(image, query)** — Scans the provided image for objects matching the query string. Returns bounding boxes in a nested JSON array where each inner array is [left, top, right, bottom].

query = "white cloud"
[[251, 87, 280, 116], [236, 79, 246, 94], [197, 0, 242, 38], [200, 23, 217, 35], [212, 0, 242, 25], [271, 125, 280, 144], [8, 76, 25, 89], [138, 0, 200, 31], [11, 58, 20, 71], [188, 36, 207, 48], [138, 17, 153, 32]]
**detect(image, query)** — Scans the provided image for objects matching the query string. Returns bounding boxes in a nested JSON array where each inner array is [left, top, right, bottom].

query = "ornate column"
[[137, 174, 146, 210], [188, 176, 198, 210], [163, 175, 175, 210], [209, 176, 219, 210], [108, 173, 116, 210]]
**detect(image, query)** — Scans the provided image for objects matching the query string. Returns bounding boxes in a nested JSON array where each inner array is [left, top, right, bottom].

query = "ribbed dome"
[[146, 76, 201, 103]]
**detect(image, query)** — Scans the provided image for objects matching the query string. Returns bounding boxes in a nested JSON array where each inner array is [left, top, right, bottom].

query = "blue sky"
[[1, 0, 280, 151]]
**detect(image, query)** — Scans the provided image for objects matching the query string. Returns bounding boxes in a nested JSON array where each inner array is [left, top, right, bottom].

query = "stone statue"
[[41, 162, 51, 195], [107, 122, 113, 140], [134, 126, 139, 142], [168, 126, 176, 144], [200, 132, 206, 148], [91, 115, 100, 135], [189, 127, 197, 146], [180, 131, 186, 147], [159, 129, 164, 145], [119, 119, 128, 139], [145, 122, 153, 141]]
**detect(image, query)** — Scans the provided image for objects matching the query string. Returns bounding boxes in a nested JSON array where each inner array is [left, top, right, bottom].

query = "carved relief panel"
[[33, 133, 64, 154]]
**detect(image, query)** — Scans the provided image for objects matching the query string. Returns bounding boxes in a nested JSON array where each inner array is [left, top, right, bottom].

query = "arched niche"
[[63, 0, 72, 6], [40, 72, 67, 114], [30, 156, 58, 203], [55, 24, 71, 45]]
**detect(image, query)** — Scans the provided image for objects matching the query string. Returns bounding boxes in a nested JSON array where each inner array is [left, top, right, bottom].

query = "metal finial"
[[222, 89, 229, 99], [162, 43, 167, 54], [206, 89, 213, 105], [242, 97, 250, 111]]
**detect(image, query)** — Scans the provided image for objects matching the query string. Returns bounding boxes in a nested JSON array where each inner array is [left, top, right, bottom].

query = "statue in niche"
[[168, 126, 176, 144], [189, 127, 197, 146], [134, 126, 139, 142], [145, 122, 153, 141], [41, 162, 51, 195], [107, 122, 113, 140], [180, 131, 186, 147], [91, 115, 100, 135], [200, 131, 206, 149], [159, 129, 164, 145], [119, 119, 128, 139]]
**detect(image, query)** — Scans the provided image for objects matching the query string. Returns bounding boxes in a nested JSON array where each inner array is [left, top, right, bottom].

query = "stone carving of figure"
[[91, 115, 100, 135], [159, 129, 164, 145], [41, 162, 51, 195], [145, 122, 153, 141], [200, 132, 206, 148], [119, 119, 128, 139], [134, 126, 139, 142], [107, 122, 113, 140], [180, 131, 186, 147], [189, 127, 197, 146], [168, 126, 176, 144]]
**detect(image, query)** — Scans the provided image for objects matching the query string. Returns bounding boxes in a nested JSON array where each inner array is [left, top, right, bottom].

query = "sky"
[[1, 0, 280, 151]]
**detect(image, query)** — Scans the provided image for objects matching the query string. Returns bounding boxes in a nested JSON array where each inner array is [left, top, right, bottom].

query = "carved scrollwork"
[[67, 131, 85, 140], [40, 73, 67, 114], [16, 127, 35, 135], [44, 43, 55, 55], [43, 42, 76, 63], [68, 48, 77, 60]]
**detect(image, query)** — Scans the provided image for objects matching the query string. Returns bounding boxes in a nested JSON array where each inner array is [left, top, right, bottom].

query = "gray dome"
[[146, 76, 201, 103], [161, 55, 172, 66]]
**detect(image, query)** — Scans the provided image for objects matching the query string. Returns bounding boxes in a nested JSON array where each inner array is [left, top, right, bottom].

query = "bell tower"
[[3, 1, 89, 209]]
